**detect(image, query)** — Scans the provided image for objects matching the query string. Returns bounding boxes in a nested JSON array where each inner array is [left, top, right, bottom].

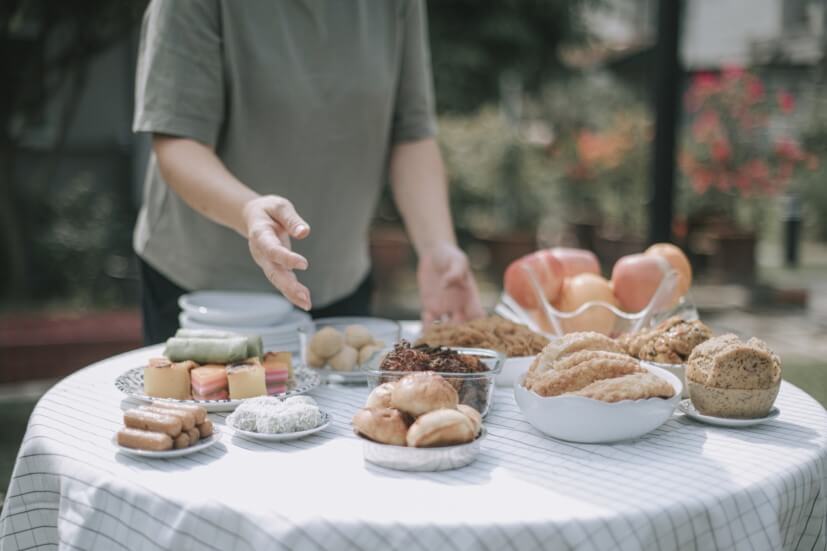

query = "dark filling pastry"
[[379, 341, 490, 412]]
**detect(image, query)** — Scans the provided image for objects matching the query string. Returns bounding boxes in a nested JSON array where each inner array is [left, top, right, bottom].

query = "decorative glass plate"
[[227, 411, 331, 442], [115, 366, 320, 412]]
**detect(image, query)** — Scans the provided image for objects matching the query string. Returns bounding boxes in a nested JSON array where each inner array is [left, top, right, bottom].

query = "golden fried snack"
[[570, 372, 675, 402], [528, 352, 643, 397], [525, 332, 625, 387], [352, 407, 409, 446], [117, 428, 173, 451], [139, 405, 196, 431], [457, 404, 482, 436], [417, 315, 549, 357], [197, 419, 214, 438], [406, 409, 476, 447], [365, 382, 396, 409], [173, 432, 190, 449], [150, 401, 207, 425], [390, 372, 459, 417], [621, 316, 712, 364], [123, 409, 182, 437]]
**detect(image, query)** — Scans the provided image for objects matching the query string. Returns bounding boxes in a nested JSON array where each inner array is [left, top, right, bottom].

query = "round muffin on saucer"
[[686, 334, 781, 418]]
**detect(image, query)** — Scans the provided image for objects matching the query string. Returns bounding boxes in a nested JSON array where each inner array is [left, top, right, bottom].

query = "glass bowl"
[[298, 317, 400, 383], [361, 347, 504, 417]]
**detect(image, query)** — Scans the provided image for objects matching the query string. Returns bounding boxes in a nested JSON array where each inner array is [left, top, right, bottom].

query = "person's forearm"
[[389, 138, 456, 255], [152, 135, 258, 236]]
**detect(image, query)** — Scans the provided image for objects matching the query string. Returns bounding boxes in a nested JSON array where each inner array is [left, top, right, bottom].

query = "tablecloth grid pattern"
[[1, 346, 826, 551]]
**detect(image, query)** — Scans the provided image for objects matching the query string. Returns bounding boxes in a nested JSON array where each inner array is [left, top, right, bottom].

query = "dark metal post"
[[648, 0, 685, 245]]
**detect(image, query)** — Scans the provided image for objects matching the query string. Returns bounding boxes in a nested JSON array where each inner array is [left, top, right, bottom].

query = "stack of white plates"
[[178, 291, 311, 355]]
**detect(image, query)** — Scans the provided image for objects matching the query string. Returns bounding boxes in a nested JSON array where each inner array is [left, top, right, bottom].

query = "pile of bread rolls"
[[352, 372, 482, 447], [117, 402, 213, 451]]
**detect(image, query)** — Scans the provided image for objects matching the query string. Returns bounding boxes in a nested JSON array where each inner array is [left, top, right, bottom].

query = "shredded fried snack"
[[417, 315, 549, 357]]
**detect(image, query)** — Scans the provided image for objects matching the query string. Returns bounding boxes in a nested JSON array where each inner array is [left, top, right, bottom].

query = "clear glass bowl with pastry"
[[620, 316, 713, 398], [514, 332, 681, 443], [351, 372, 486, 471], [497, 245, 700, 339], [362, 341, 504, 417], [416, 315, 550, 388], [298, 317, 400, 383], [685, 334, 781, 419]]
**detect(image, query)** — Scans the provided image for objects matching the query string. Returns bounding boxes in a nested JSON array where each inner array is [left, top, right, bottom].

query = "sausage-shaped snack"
[[150, 402, 207, 425], [186, 427, 200, 445], [124, 409, 182, 437], [140, 406, 195, 431], [173, 432, 190, 449], [117, 428, 173, 451], [197, 419, 214, 438]]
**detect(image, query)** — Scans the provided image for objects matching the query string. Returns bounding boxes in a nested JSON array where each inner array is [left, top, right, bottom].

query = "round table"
[[2, 346, 826, 551]]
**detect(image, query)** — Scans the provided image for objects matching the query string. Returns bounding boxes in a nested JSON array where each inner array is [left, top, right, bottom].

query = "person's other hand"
[[242, 195, 312, 310], [417, 242, 485, 325]]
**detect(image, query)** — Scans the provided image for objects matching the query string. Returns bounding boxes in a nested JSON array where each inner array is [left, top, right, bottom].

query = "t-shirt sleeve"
[[391, 0, 438, 144], [133, 0, 224, 147]]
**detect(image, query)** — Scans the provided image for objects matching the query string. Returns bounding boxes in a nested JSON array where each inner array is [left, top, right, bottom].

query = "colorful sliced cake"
[[144, 358, 195, 400], [190, 364, 229, 400], [227, 363, 267, 400], [262, 352, 291, 395]]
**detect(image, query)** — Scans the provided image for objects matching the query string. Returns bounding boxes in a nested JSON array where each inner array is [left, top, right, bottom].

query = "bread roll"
[[365, 382, 396, 409], [310, 327, 344, 358], [345, 324, 373, 349], [329, 345, 358, 372], [390, 372, 458, 417], [457, 404, 482, 436], [351, 407, 409, 446], [406, 409, 475, 447], [305, 346, 325, 368]]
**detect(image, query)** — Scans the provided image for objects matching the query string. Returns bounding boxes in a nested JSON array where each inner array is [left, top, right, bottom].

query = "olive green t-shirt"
[[133, 0, 436, 306]]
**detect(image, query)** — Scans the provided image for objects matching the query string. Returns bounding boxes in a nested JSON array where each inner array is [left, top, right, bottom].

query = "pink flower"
[[711, 139, 732, 163], [777, 90, 795, 113], [746, 77, 765, 102], [722, 65, 745, 81]]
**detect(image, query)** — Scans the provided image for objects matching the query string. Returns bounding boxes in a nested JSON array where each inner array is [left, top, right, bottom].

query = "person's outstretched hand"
[[417, 242, 485, 325], [242, 195, 312, 310]]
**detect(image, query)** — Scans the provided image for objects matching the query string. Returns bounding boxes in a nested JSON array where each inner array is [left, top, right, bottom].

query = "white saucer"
[[114, 429, 221, 458], [679, 399, 780, 427], [227, 412, 330, 442], [179, 291, 292, 326]]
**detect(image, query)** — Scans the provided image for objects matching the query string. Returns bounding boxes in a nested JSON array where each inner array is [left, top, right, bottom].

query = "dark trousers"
[[139, 258, 374, 345]]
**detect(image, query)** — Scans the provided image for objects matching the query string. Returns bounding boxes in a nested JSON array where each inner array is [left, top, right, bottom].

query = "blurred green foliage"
[[427, 0, 594, 114]]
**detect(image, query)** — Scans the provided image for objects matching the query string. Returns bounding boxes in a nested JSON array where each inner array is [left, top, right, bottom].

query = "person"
[[133, 0, 484, 344]]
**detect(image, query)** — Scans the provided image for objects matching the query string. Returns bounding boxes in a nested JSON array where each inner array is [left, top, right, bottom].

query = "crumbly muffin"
[[685, 334, 781, 418], [621, 317, 712, 364]]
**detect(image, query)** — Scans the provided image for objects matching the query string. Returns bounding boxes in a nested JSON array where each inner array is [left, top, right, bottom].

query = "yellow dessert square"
[[227, 365, 266, 399], [144, 361, 193, 400]]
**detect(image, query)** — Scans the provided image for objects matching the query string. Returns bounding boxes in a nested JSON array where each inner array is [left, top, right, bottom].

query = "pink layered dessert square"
[[263, 359, 289, 396], [191, 365, 229, 401]]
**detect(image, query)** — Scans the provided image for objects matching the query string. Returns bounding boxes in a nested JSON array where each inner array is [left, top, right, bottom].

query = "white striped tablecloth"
[[1, 345, 826, 551]]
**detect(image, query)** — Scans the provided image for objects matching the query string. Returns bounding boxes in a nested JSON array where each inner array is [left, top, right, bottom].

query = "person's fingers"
[[262, 262, 312, 310], [265, 197, 310, 239], [421, 308, 436, 326], [250, 225, 308, 270], [441, 255, 468, 287]]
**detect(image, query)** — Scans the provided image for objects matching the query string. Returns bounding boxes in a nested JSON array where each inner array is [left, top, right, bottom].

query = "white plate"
[[179, 291, 293, 327], [357, 428, 486, 471], [179, 310, 311, 337], [113, 429, 221, 458], [496, 356, 534, 387], [514, 364, 682, 444], [115, 366, 321, 412], [679, 400, 780, 427], [227, 411, 331, 441]]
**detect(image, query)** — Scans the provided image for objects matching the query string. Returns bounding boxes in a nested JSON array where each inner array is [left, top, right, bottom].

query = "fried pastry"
[[525, 332, 624, 387], [527, 352, 643, 397], [570, 372, 675, 402], [621, 316, 712, 364]]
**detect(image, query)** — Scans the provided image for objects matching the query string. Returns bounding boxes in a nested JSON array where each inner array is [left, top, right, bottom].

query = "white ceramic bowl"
[[178, 310, 311, 337], [496, 356, 534, 388], [179, 291, 293, 326], [357, 428, 486, 471], [513, 364, 681, 444], [641, 361, 689, 398]]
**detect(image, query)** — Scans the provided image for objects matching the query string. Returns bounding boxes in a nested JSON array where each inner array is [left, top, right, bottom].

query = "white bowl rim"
[[354, 426, 487, 450], [514, 363, 682, 406]]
